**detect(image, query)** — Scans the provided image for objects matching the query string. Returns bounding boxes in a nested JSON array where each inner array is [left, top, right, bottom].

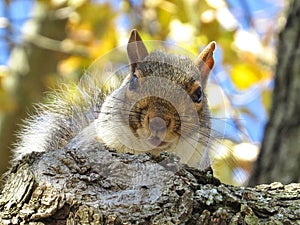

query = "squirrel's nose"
[[149, 117, 167, 133]]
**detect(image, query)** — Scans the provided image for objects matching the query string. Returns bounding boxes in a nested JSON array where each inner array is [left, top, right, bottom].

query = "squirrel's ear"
[[195, 41, 216, 87], [127, 29, 149, 73]]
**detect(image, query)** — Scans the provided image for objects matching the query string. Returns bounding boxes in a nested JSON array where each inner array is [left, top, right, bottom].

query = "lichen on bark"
[[0, 143, 299, 224]]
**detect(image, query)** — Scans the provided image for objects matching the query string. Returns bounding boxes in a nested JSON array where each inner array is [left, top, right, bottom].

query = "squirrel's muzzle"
[[149, 116, 167, 134]]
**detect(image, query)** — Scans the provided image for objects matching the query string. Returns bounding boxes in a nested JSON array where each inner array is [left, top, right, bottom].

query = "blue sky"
[[0, 0, 284, 64], [0, 0, 284, 144], [0, 0, 33, 64]]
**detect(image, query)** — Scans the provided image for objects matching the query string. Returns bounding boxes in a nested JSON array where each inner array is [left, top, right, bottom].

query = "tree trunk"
[[249, 0, 300, 185], [0, 143, 299, 225]]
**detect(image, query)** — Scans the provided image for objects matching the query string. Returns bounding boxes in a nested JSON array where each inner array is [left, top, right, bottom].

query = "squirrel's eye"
[[191, 86, 203, 103], [129, 73, 139, 91]]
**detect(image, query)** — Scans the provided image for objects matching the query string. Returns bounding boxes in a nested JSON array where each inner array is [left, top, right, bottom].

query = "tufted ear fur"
[[195, 42, 216, 88], [127, 29, 149, 73]]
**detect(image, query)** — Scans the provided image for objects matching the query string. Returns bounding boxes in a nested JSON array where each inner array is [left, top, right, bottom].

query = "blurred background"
[[0, 0, 286, 185]]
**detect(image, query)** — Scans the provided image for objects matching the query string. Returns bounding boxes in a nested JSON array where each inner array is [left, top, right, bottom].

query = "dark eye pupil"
[[191, 86, 202, 103], [129, 73, 139, 91]]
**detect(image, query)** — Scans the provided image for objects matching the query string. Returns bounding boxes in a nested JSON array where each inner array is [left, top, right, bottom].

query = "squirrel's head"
[[98, 29, 215, 166]]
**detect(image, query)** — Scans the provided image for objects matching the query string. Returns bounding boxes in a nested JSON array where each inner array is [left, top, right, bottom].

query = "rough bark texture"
[[0, 143, 299, 225], [249, 0, 300, 185]]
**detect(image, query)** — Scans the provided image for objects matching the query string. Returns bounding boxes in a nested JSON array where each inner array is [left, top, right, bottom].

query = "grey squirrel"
[[14, 30, 216, 170]]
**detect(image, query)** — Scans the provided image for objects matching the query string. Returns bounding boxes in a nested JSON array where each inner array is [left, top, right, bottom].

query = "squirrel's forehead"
[[136, 60, 200, 82]]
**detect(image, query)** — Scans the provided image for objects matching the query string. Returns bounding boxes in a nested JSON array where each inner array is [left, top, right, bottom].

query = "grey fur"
[[14, 48, 213, 170]]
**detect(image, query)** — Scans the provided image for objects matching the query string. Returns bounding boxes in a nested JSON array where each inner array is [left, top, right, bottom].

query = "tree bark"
[[249, 0, 300, 185], [0, 143, 299, 225]]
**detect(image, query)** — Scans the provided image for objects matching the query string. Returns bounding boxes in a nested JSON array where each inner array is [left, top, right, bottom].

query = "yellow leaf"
[[231, 63, 263, 89], [58, 56, 83, 76]]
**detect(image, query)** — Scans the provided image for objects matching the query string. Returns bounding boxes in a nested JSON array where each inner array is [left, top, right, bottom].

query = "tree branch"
[[0, 143, 299, 224]]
